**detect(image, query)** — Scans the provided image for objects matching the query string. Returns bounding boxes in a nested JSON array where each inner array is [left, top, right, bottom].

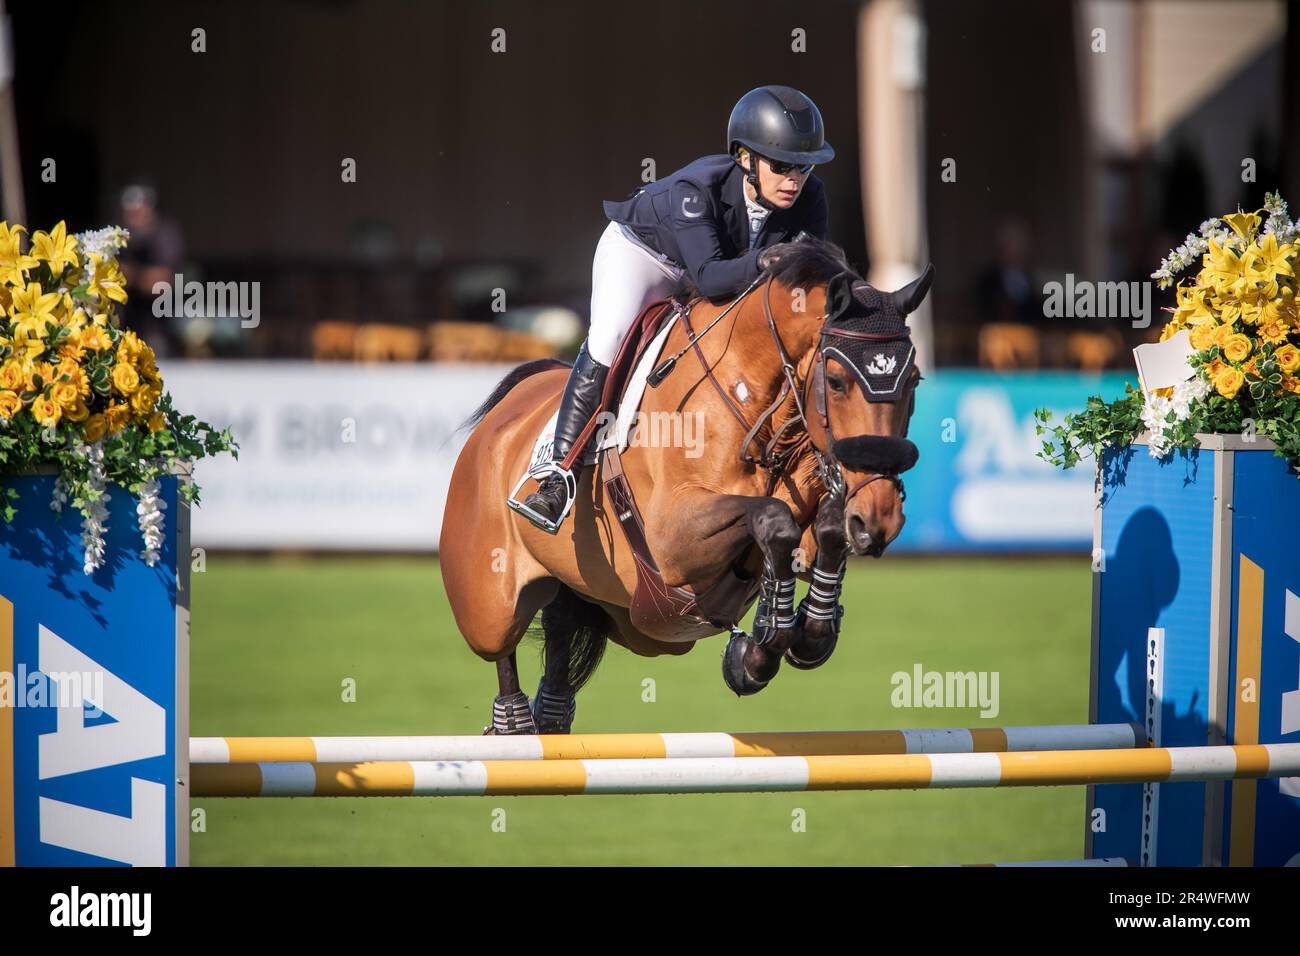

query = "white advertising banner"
[[159, 361, 518, 550]]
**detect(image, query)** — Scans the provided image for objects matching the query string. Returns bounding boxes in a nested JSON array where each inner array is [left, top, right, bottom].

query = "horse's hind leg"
[[532, 585, 610, 733], [489, 652, 538, 735], [459, 575, 557, 735]]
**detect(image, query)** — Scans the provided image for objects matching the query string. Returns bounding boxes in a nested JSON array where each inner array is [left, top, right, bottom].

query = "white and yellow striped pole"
[[191, 722, 1144, 764], [190, 742, 1300, 798]]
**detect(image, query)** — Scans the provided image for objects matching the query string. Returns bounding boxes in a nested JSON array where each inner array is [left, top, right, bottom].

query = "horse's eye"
[[827, 376, 848, 394]]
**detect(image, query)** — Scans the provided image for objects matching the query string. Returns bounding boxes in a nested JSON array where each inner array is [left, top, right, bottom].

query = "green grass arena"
[[190, 555, 1091, 866]]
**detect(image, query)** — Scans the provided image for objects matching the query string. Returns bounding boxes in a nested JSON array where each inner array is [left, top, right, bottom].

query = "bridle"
[[681, 275, 917, 505]]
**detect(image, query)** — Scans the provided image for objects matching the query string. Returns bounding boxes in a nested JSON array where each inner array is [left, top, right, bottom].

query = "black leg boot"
[[516, 342, 609, 533]]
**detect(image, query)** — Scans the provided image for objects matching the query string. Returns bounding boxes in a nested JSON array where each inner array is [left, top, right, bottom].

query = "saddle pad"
[[526, 314, 680, 473]]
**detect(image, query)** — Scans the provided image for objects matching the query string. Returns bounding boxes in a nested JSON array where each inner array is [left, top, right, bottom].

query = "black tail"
[[537, 584, 610, 692], [459, 358, 570, 433]]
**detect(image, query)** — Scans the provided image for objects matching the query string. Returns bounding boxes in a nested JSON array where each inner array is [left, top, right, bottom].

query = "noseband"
[[683, 276, 916, 504]]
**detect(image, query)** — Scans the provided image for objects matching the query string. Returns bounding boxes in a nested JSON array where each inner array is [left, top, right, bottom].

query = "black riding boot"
[[521, 342, 608, 532]]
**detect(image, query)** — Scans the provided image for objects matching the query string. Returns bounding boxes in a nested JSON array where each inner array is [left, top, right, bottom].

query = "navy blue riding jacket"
[[602, 154, 828, 299]]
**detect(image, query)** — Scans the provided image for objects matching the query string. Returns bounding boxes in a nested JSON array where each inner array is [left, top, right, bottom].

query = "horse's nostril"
[[847, 514, 872, 553]]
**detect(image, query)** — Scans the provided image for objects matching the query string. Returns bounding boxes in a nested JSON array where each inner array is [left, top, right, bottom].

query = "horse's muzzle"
[[832, 436, 919, 475]]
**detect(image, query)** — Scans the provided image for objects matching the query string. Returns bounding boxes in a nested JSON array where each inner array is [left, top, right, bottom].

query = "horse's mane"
[[766, 237, 853, 288], [680, 236, 855, 300]]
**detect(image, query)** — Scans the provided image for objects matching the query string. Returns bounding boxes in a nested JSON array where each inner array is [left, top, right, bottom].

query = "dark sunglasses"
[[763, 157, 814, 176]]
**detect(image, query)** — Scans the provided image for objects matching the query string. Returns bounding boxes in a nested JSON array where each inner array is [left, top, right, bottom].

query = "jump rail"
[[190, 742, 1300, 798], [190, 722, 1145, 764]]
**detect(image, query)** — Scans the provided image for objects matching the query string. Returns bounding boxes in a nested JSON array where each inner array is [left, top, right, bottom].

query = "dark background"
[[10, 0, 1300, 363]]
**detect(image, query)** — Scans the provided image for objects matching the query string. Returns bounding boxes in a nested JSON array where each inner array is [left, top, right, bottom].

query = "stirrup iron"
[[507, 460, 578, 534]]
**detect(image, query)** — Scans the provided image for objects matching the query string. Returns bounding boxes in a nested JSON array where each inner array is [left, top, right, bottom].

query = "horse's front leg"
[[786, 490, 848, 670], [720, 496, 804, 696]]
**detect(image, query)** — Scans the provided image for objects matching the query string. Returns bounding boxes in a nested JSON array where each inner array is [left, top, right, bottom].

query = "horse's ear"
[[891, 263, 935, 316], [826, 271, 856, 320]]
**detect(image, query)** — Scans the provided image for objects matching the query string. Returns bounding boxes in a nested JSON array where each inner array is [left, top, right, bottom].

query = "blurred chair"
[[428, 322, 555, 362], [497, 329, 556, 362], [1065, 330, 1124, 371], [354, 324, 424, 363], [311, 321, 359, 360], [979, 322, 1041, 369]]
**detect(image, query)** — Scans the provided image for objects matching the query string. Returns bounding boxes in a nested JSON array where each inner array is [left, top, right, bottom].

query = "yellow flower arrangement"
[[1040, 192, 1300, 478], [1155, 200, 1300, 409], [0, 221, 167, 435], [0, 220, 235, 572]]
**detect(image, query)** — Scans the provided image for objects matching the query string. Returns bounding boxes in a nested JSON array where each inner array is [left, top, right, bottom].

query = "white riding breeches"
[[587, 220, 685, 366]]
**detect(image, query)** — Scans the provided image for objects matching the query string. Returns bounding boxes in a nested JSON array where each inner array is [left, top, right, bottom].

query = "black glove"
[[758, 246, 786, 270]]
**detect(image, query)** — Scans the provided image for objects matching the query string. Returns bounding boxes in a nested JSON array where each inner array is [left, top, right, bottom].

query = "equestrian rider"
[[518, 84, 835, 532]]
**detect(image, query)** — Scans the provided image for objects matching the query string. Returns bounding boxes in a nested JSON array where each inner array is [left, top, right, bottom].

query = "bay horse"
[[440, 238, 931, 733]]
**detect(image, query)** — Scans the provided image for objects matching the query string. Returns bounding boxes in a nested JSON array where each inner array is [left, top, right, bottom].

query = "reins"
[[679, 275, 913, 504]]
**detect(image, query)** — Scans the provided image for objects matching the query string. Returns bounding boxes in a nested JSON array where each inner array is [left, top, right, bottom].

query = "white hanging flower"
[[77, 441, 111, 574], [1170, 373, 1211, 420], [135, 472, 167, 566], [1141, 392, 1176, 458], [1141, 373, 1211, 460], [49, 475, 69, 513]]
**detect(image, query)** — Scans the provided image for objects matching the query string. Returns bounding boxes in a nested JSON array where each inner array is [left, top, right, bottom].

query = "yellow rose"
[[31, 395, 61, 428], [1189, 322, 1219, 350], [1222, 333, 1252, 363], [51, 381, 80, 411], [1207, 357, 1228, 381], [1213, 323, 1235, 348], [111, 361, 140, 395], [1214, 367, 1245, 399], [0, 361, 25, 392], [64, 398, 89, 423], [1283, 374, 1300, 395], [147, 411, 166, 433], [130, 385, 159, 416], [83, 413, 107, 443], [0, 390, 22, 420], [1275, 343, 1300, 373]]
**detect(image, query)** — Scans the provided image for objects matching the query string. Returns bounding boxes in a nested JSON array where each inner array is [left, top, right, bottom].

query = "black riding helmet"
[[727, 85, 835, 210]]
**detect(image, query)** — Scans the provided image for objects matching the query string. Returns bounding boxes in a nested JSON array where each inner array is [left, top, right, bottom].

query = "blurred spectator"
[[117, 182, 185, 356], [975, 220, 1040, 326]]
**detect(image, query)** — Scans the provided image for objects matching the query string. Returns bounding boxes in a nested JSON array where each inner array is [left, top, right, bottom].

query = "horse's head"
[[765, 243, 931, 557], [814, 267, 929, 555]]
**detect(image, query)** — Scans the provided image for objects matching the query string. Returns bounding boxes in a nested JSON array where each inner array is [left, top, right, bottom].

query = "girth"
[[601, 443, 759, 641]]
